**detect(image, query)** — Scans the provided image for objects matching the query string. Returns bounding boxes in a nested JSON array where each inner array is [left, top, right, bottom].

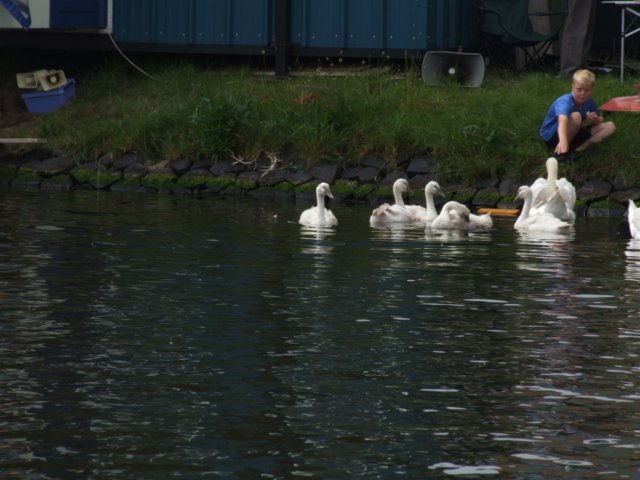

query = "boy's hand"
[[586, 111, 602, 125]]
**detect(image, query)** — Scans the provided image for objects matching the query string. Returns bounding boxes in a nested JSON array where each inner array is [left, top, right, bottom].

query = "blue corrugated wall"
[[113, 0, 272, 46], [289, 0, 476, 51], [113, 0, 477, 52]]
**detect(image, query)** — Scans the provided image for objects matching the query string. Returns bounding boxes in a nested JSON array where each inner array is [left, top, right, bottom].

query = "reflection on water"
[[2, 191, 640, 479], [625, 239, 640, 283]]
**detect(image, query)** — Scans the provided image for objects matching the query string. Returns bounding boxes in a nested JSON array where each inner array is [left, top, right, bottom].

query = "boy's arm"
[[556, 115, 570, 155], [585, 111, 603, 125]]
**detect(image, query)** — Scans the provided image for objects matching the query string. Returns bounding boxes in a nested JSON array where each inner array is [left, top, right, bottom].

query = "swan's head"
[[516, 185, 531, 200], [316, 182, 334, 199], [546, 157, 559, 174], [425, 181, 444, 197], [393, 178, 409, 192]]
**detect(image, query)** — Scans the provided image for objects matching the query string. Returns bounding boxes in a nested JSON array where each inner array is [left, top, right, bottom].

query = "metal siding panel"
[[384, 0, 429, 50], [292, 0, 343, 48], [155, 0, 191, 44], [193, 0, 230, 45], [425, 0, 477, 50], [346, 0, 383, 49], [228, 0, 271, 46], [113, 0, 155, 43], [111, 0, 478, 52]]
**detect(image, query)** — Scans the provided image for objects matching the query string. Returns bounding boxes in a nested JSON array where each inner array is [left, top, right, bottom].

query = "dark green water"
[[2, 189, 640, 479]]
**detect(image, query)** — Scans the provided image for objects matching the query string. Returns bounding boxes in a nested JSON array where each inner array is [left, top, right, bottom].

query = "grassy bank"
[[2, 52, 640, 186]]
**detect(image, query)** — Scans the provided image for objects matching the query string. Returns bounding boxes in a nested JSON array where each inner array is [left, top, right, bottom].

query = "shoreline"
[[0, 150, 632, 218]]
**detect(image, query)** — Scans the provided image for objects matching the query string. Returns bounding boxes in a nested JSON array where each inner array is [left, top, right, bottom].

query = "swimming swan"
[[369, 178, 413, 225], [530, 157, 576, 223], [406, 181, 444, 224], [514, 185, 571, 233], [430, 200, 492, 231], [469, 211, 493, 229], [298, 182, 338, 227], [628, 199, 640, 239]]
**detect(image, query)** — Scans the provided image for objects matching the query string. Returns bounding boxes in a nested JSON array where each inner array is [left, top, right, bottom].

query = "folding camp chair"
[[478, 0, 566, 70]]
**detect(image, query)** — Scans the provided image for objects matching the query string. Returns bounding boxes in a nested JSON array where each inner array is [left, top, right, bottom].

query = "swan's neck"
[[316, 192, 326, 221], [393, 185, 405, 207], [546, 161, 558, 189], [425, 190, 438, 217], [518, 192, 532, 222]]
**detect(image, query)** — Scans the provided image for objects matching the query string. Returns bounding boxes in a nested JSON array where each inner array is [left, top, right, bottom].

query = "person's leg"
[[574, 121, 616, 151], [564, 111, 583, 143]]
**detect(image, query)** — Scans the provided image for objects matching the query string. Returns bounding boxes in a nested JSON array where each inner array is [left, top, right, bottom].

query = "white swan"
[[628, 199, 640, 239], [369, 178, 413, 225], [430, 200, 491, 231], [469, 211, 493, 229], [530, 157, 576, 223], [406, 181, 444, 224], [514, 185, 571, 233], [298, 182, 338, 227]]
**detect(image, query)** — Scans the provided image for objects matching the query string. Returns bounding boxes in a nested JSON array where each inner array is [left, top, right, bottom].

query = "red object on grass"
[[600, 94, 640, 112]]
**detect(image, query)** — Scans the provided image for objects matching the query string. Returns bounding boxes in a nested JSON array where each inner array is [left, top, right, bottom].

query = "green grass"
[[5, 55, 640, 186]]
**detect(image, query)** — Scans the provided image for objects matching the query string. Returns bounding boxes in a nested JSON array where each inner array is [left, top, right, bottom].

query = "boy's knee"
[[569, 112, 582, 124], [601, 121, 616, 138]]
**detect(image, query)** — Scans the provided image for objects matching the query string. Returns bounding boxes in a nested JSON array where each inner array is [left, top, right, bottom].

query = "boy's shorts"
[[544, 127, 592, 151]]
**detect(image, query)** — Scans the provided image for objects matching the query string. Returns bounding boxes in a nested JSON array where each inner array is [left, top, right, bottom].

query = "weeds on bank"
[[19, 57, 640, 184]]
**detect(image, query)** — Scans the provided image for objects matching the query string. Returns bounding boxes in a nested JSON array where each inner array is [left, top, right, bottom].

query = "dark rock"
[[183, 168, 213, 178], [397, 152, 412, 167], [148, 165, 175, 176], [210, 159, 245, 176], [407, 156, 437, 175], [40, 175, 73, 191], [612, 176, 630, 191], [499, 179, 521, 196], [238, 170, 262, 182], [21, 158, 45, 170], [72, 162, 110, 173], [309, 164, 339, 183], [408, 174, 436, 189], [341, 167, 360, 180], [576, 180, 612, 202], [124, 163, 149, 177], [113, 152, 144, 171], [587, 203, 626, 218], [476, 178, 499, 189], [610, 189, 640, 203], [361, 155, 387, 170], [11, 175, 41, 189], [257, 169, 288, 187], [192, 160, 213, 170], [441, 183, 464, 195], [357, 166, 381, 183], [169, 158, 192, 175], [24, 156, 75, 176], [379, 169, 407, 186], [286, 170, 313, 185], [97, 153, 114, 169]]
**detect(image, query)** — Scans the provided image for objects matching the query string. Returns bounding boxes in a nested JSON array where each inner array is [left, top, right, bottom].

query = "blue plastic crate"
[[21, 78, 76, 113]]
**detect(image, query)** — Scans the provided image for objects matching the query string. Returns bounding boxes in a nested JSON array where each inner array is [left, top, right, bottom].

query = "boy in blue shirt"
[[540, 69, 615, 159]]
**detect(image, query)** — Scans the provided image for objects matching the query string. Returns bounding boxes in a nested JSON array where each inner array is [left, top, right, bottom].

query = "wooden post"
[[274, 0, 290, 78]]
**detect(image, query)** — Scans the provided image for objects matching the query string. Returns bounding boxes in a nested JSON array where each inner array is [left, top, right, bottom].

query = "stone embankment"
[[0, 150, 636, 217]]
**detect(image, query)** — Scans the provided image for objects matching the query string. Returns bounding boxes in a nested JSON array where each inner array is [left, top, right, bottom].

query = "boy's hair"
[[572, 69, 596, 85]]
